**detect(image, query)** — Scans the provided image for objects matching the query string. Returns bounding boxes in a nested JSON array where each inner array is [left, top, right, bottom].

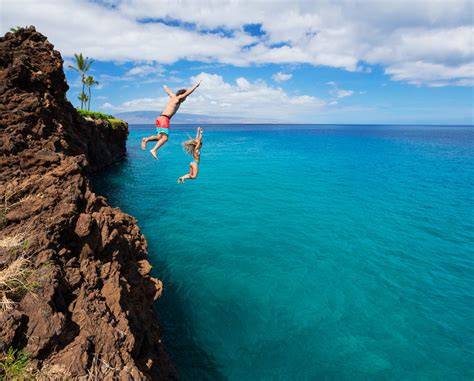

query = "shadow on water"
[[153, 262, 225, 380]]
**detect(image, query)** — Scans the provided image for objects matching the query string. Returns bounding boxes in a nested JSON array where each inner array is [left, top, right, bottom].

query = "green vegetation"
[[76, 109, 111, 120], [77, 92, 89, 109], [0, 347, 37, 380], [9, 26, 32, 33], [107, 118, 126, 129], [76, 109, 126, 129], [69, 53, 94, 110]]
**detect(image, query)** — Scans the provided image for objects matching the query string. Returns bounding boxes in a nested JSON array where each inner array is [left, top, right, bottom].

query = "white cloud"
[[125, 64, 165, 77], [103, 72, 325, 119], [327, 81, 354, 99], [272, 72, 293, 82], [98, 63, 166, 85], [165, 76, 185, 83], [102, 102, 114, 109], [2, 0, 473, 86], [385, 61, 474, 85], [334, 89, 354, 98]]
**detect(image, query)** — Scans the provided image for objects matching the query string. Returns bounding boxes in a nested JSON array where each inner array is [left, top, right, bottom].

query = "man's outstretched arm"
[[178, 80, 202, 99], [163, 85, 174, 97]]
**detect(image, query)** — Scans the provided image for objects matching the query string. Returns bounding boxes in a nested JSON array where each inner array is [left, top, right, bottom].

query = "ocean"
[[93, 124, 473, 380]]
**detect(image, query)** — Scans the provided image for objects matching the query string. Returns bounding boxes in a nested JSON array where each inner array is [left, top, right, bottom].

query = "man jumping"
[[141, 80, 202, 159]]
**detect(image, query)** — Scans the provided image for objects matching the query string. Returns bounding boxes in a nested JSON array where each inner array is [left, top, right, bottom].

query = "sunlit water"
[[93, 124, 473, 380]]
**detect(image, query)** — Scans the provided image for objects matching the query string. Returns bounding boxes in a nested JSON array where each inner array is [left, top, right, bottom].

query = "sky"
[[2, 0, 473, 124]]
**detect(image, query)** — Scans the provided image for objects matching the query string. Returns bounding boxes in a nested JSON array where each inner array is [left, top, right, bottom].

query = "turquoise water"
[[93, 124, 474, 380]]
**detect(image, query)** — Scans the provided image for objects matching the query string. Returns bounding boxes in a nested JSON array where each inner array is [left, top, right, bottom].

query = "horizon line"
[[127, 123, 474, 127]]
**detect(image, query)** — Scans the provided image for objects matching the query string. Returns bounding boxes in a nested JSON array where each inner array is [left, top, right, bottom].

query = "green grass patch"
[[0, 347, 37, 380], [76, 109, 126, 129], [76, 109, 112, 120], [107, 117, 126, 130]]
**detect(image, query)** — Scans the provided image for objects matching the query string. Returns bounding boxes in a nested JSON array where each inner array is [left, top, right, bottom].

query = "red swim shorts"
[[155, 115, 170, 129]]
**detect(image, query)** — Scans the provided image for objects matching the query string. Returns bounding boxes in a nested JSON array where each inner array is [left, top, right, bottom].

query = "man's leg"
[[150, 134, 168, 160], [141, 135, 160, 150]]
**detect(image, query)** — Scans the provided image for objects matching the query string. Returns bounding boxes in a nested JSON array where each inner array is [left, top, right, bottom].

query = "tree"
[[69, 53, 93, 109], [78, 92, 89, 108], [84, 76, 99, 111]]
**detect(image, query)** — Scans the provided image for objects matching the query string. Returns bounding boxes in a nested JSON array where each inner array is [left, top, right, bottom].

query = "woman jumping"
[[177, 127, 203, 184]]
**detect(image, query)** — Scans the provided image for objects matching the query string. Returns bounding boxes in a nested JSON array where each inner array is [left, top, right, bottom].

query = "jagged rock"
[[0, 27, 177, 379]]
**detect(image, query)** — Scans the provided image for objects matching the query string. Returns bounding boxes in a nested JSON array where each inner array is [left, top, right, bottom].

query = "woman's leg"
[[177, 173, 191, 183], [178, 163, 195, 183], [150, 134, 169, 159], [190, 163, 198, 179]]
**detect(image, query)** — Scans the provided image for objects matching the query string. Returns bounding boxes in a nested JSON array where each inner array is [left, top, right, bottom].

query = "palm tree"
[[78, 92, 89, 109], [69, 53, 93, 109], [84, 76, 99, 111]]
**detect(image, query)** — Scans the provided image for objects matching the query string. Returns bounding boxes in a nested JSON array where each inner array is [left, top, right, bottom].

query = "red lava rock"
[[0, 27, 177, 379], [75, 213, 92, 237]]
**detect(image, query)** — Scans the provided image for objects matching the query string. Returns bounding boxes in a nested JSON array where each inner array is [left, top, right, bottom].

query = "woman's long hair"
[[182, 139, 198, 156]]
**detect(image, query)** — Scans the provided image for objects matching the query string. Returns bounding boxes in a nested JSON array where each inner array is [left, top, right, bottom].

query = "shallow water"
[[93, 124, 474, 380]]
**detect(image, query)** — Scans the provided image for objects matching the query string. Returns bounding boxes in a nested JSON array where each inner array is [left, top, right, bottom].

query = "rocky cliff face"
[[0, 27, 177, 379]]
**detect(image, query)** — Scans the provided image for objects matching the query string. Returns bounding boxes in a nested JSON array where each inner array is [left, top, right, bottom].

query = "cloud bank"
[[103, 72, 326, 120], [2, 0, 473, 87]]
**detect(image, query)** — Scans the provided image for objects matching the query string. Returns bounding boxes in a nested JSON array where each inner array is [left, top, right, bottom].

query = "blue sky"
[[2, 0, 473, 124]]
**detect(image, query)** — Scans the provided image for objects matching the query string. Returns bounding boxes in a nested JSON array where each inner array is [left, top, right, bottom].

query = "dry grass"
[[83, 353, 122, 381], [1, 294, 15, 311], [37, 364, 71, 381], [0, 219, 36, 257], [1, 179, 39, 222], [0, 255, 36, 312], [0, 233, 25, 249]]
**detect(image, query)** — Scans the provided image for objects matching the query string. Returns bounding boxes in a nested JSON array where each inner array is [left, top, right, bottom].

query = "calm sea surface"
[[93, 124, 473, 380]]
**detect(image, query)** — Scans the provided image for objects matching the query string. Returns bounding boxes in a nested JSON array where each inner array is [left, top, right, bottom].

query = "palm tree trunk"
[[88, 86, 91, 111], [81, 72, 85, 109]]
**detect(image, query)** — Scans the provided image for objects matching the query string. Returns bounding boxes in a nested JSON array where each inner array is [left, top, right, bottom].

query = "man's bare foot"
[[150, 150, 158, 160], [141, 138, 147, 150], [177, 178, 182, 183]]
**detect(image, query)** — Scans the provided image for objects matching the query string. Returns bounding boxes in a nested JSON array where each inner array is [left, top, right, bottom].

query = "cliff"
[[0, 27, 177, 379]]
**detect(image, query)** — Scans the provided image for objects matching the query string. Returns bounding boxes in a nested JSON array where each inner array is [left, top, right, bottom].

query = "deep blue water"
[[93, 124, 474, 380]]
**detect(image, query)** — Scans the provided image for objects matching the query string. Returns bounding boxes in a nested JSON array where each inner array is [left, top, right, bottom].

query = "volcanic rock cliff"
[[0, 27, 177, 379]]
